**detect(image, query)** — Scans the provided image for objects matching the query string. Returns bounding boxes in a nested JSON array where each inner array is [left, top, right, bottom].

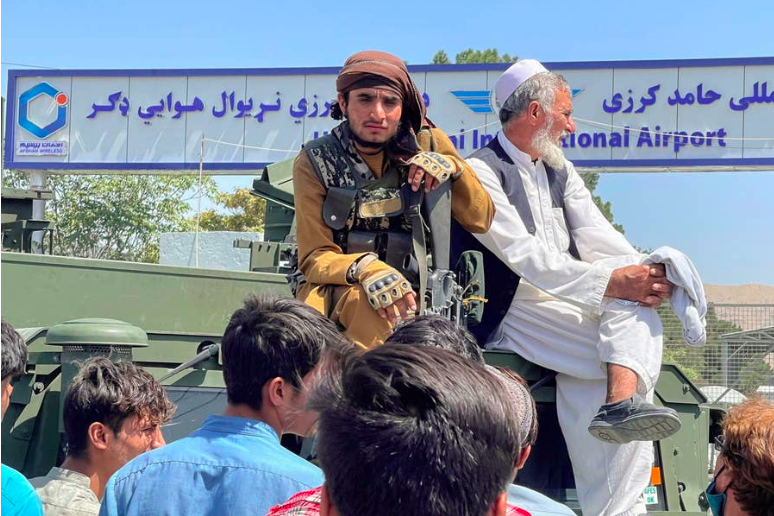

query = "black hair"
[[330, 92, 347, 120], [221, 294, 349, 411], [310, 344, 520, 516], [63, 357, 174, 458], [385, 315, 484, 363], [2, 321, 28, 381]]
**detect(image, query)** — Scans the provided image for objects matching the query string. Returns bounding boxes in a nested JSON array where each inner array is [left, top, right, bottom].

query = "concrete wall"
[[160, 231, 263, 271]]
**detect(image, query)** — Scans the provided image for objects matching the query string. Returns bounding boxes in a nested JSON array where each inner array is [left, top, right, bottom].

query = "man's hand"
[[408, 164, 440, 193], [406, 152, 461, 193], [605, 264, 673, 307], [358, 264, 417, 324], [377, 291, 417, 324]]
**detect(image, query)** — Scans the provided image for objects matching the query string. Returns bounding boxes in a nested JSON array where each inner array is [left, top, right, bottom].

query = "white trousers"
[[488, 284, 663, 516]]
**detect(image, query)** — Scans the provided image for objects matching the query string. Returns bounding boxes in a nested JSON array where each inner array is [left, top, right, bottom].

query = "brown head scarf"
[[336, 50, 429, 160]]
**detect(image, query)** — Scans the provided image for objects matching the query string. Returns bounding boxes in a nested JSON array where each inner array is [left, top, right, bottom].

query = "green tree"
[[2, 170, 216, 263], [196, 188, 266, 232], [432, 50, 450, 64], [454, 48, 518, 64]]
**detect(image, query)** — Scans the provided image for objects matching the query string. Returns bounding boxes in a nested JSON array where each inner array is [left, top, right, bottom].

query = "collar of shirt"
[[497, 131, 539, 170], [199, 414, 279, 441], [45, 467, 92, 488]]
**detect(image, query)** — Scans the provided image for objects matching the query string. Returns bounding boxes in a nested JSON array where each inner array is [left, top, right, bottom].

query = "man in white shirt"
[[460, 59, 681, 516]]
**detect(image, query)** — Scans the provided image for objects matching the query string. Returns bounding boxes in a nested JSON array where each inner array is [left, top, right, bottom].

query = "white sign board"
[[5, 58, 773, 174]]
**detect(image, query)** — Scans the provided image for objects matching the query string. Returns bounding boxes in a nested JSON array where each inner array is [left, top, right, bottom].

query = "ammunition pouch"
[[455, 250, 486, 327], [322, 187, 357, 230]]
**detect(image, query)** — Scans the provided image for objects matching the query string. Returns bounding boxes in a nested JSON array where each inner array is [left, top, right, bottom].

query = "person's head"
[[1, 321, 28, 419], [490, 366, 538, 473], [311, 344, 521, 516], [221, 294, 351, 436], [495, 59, 575, 169], [331, 50, 425, 154], [385, 314, 484, 363], [703, 397, 774, 516], [63, 357, 174, 475]]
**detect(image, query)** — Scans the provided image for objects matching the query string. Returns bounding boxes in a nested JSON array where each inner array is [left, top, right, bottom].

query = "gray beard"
[[532, 125, 567, 170]]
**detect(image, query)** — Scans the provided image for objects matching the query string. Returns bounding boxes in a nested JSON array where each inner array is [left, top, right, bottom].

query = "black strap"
[[407, 186, 428, 312]]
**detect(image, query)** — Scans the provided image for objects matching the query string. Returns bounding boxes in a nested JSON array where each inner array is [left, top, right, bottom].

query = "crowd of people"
[[2, 51, 773, 516]]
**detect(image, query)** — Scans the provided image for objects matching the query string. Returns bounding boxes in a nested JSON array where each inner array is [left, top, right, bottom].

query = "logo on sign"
[[18, 82, 69, 139], [451, 89, 584, 114]]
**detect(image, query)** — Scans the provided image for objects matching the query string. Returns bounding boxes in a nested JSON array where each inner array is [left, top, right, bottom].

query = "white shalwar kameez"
[[469, 132, 663, 516]]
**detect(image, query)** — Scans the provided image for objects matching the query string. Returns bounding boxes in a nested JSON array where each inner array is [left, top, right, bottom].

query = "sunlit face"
[[109, 414, 166, 471], [532, 88, 575, 169], [284, 369, 319, 437], [547, 88, 575, 142], [339, 87, 403, 147]]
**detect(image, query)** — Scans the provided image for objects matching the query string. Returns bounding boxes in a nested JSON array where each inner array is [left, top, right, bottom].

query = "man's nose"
[[567, 115, 576, 134], [372, 101, 386, 119]]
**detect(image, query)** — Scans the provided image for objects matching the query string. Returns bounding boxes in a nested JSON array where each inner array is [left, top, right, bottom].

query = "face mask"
[[698, 465, 729, 516]]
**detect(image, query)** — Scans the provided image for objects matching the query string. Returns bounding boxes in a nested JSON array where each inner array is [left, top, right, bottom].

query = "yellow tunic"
[[293, 127, 494, 348]]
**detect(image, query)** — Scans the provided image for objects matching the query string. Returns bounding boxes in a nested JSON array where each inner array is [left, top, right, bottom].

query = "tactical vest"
[[304, 133, 422, 284], [450, 136, 580, 345]]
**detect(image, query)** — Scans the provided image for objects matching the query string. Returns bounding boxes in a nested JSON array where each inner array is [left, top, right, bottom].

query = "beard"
[[532, 123, 567, 170], [349, 128, 386, 150]]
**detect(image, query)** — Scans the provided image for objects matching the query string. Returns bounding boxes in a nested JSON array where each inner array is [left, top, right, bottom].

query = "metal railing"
[[659, 303, 774, 404]]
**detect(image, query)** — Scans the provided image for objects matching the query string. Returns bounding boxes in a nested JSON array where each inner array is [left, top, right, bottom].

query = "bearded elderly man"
[[293, 50, 494, 348], [456, 59, 681, 516]]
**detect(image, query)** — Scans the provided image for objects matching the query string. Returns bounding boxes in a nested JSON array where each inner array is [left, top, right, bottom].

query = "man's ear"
[[320, 484, 339, 516], [516, 445, 532, 470], [266, 377, 288, 408], [337, 92, 347, 116], [87, 422, 111, 451], [528, 100, 542, 125], [487, 491, 509, 516]]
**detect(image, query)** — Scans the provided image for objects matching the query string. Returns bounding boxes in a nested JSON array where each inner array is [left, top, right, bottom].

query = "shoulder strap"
[[303, 134, 359, 190]]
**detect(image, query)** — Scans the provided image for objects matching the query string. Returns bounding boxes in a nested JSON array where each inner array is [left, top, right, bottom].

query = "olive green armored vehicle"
[[1, 162, 721, 515]]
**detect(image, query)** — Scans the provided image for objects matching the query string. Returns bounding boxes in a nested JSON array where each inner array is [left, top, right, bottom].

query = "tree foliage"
[[196, 188, 266, 233], [2, 170, 216, 263], [659, 304, 772, 397], [433, 48, 518, 64]]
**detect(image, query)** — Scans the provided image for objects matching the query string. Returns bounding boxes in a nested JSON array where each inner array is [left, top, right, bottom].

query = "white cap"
[[493, 59, 548, 113]]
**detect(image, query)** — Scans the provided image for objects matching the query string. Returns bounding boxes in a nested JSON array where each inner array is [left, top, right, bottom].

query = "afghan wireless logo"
[[18, 82, 69, 138], [451, 89, 584, 114]]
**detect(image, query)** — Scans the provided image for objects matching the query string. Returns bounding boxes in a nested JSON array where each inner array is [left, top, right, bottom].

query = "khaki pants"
[[297, 282, 394, 349]]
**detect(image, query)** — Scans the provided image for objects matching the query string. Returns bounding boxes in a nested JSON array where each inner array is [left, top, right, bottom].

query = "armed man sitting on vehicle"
[[30, 358, 174, 516], [293, 50, 494, 348], [100, 295, 352, 516], [455, 59, 682, 516]]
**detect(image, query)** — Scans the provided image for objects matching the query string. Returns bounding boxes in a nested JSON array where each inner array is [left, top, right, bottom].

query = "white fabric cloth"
[[468, 131, 664, 516], [494, 59, 549, 112], [644, 246, 707, 346]]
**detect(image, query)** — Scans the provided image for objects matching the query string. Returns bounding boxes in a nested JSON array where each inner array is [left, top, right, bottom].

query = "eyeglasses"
[[714, 435, 725, 453]]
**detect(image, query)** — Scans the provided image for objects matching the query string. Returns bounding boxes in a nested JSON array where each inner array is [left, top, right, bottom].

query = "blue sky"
[[3, 0, 773, 285]]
